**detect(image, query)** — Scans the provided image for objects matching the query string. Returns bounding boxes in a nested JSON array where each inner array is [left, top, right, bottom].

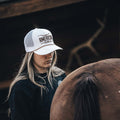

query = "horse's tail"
[[73, 73, 101, 120]]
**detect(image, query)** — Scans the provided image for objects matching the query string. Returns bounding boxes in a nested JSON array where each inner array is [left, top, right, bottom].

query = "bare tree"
[[66, 9, 108, 73]]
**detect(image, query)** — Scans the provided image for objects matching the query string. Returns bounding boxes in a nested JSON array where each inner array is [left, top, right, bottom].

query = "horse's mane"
[[73, 73, 101, 120]]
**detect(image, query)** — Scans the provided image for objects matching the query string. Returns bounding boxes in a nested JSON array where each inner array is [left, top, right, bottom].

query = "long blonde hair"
[[8, 51, 57, 98]]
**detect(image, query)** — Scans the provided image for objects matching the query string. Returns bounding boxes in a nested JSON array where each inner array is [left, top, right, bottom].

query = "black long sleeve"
[[9, 72, 66, 120], [9, 80, 33, 120]]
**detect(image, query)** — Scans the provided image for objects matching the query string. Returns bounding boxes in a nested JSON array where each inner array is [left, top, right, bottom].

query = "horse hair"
[[73, 73, 101, 120]]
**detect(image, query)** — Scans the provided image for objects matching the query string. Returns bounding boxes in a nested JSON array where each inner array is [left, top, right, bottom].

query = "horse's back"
[[50, 58, 120, 120]]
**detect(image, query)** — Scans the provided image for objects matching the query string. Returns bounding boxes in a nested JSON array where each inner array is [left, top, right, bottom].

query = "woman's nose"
[[46, 52, 53, 58]]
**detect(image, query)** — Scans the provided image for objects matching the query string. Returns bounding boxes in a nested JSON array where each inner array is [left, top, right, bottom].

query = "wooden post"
[[0, 0, 85, 19]]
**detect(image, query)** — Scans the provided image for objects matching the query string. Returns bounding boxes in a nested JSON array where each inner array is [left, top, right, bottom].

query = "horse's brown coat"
[[50, 58, 120, 120]]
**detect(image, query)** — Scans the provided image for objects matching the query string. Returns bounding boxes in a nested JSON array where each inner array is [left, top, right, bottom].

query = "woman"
[[8, 28, 66, 120]]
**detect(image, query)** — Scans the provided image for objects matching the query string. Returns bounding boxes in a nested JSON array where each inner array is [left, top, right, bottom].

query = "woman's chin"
[[45, 64, 52, 68]]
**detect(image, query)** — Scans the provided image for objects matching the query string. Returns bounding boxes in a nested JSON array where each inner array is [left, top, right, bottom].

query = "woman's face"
[[33, 52, 54, 73]]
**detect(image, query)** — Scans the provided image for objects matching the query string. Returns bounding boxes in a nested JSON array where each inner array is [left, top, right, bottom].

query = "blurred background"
[[0, 0, 120, 119]]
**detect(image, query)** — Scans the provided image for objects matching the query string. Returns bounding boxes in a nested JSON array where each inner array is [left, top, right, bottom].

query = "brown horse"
[[50, 58, 120, 120]]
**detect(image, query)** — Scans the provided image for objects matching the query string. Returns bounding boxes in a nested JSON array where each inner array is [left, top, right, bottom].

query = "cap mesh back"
[[25, 31, 34, 47]]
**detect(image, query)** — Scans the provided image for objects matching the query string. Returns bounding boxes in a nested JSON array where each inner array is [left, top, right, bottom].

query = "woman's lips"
[[45, 60, 52, 64]]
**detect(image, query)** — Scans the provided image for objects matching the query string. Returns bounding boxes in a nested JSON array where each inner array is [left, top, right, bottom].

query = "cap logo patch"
[[39, 34, 53, 44]]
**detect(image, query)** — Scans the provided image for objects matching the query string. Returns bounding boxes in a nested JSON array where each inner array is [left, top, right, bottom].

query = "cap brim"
[[34, 44, 63, 55]]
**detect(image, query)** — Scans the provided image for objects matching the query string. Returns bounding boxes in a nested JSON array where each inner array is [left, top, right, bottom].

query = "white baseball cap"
[[24, 28, 63, 55]]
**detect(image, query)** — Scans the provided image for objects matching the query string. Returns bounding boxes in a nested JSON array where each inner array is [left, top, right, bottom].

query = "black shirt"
[[9, 71, 66, 120]]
